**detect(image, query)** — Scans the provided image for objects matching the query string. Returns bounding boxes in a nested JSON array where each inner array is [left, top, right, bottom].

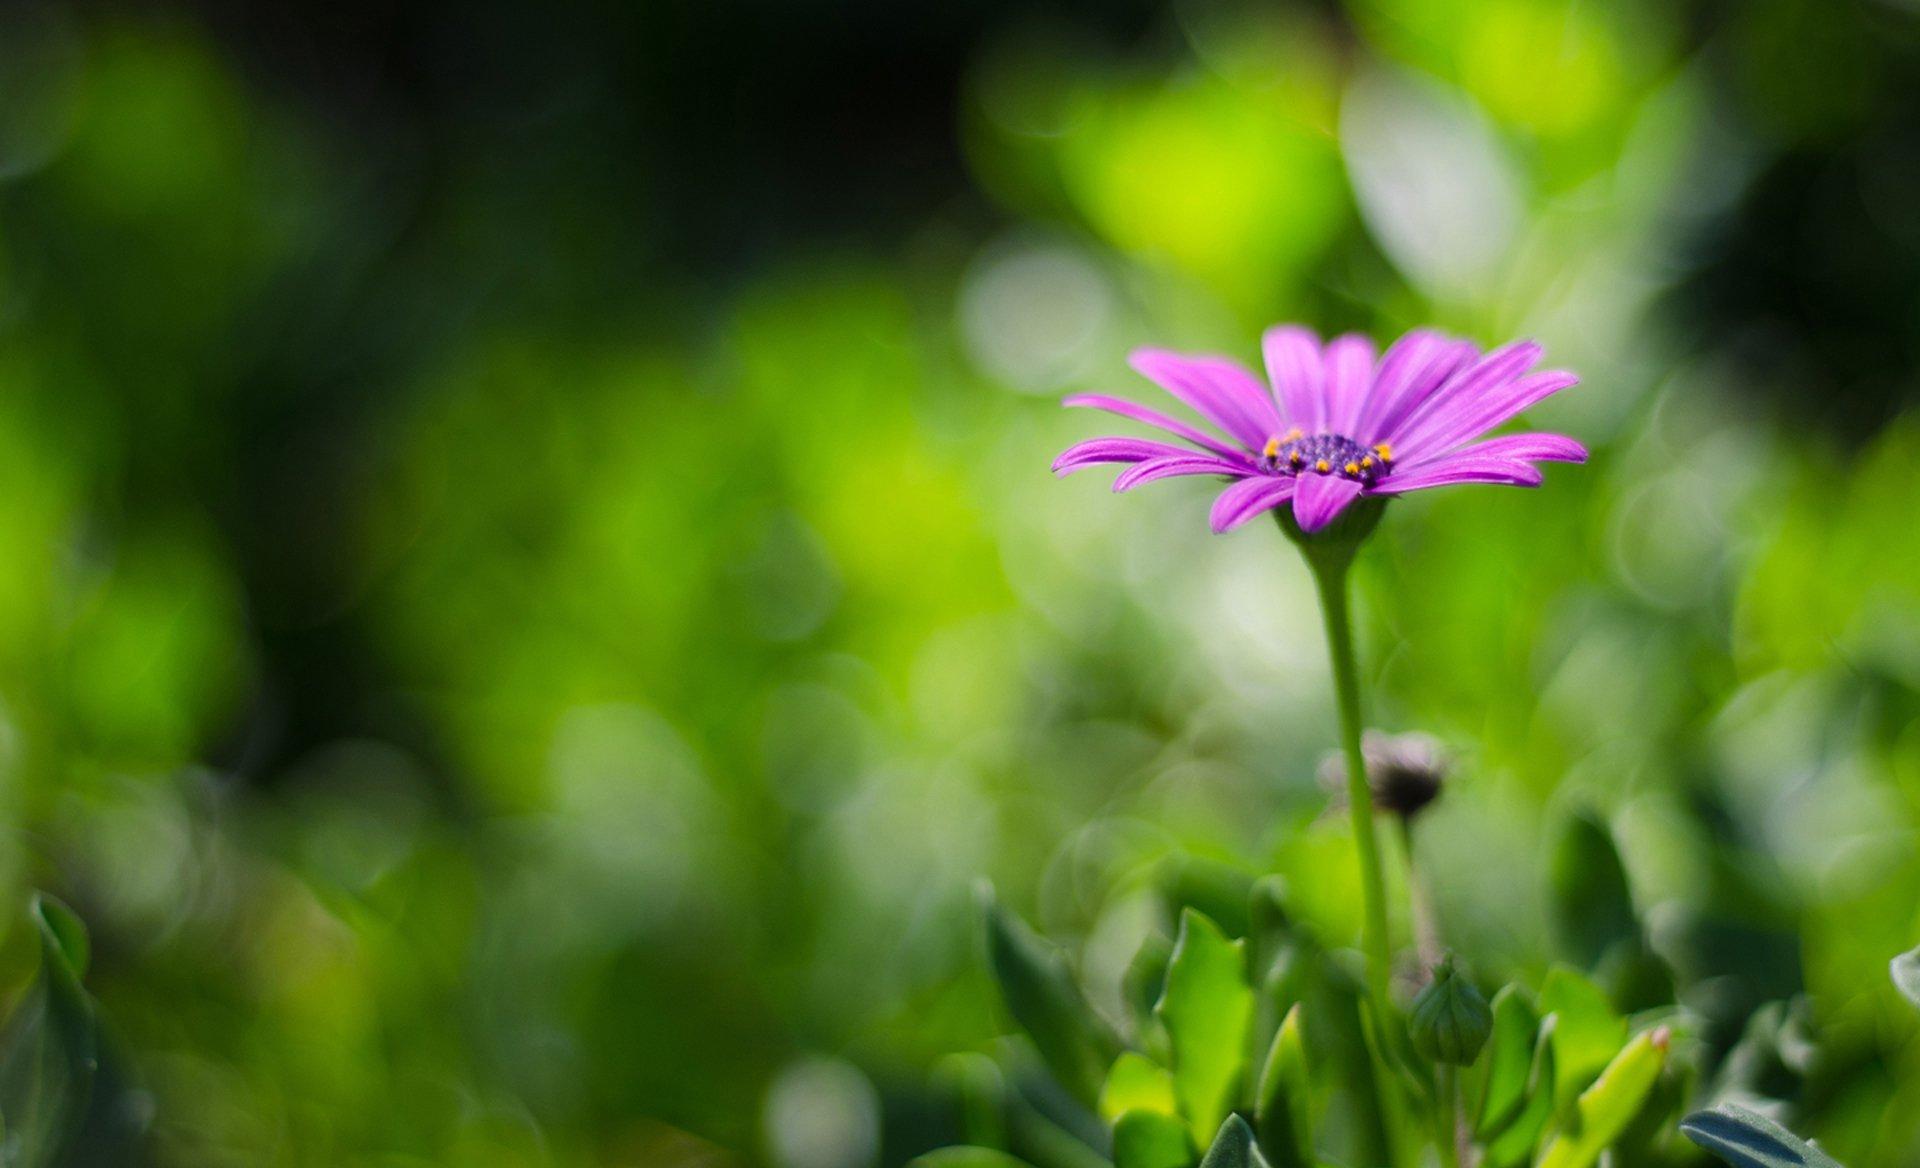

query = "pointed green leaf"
[[1252, 1004, 1312, 1168], [1681, 1105, 1845, 1168], [1197, 1115, 1271, 1168], [1102, 1052, 1177, 1123], [1474, 984, 1539, 1138], [0, 894, 100, 1168], [907, 1150, 1039, 1168], [1549, 812, 1640, 970], [1114, 1110, 1193, 1168], [980, 886, 1122, 1105], [1540, 966, 1626, 1113], [1482, 1023, 1556, 1168], [1156, 909, 1255, 1147], [1535, 1028, 1671, 1168], [1892, 944, 1920, 1009]]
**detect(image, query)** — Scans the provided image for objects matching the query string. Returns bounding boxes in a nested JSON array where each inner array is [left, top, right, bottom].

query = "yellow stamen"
[[1315, 459, 1330, 473], [1344, 461, 1360, 476], [1283, 426, 1303, 441], [1289, 452, 1303, 467], [1360, 455, 1375, 469], [1373, 443, 1393, 462], [1262, 436, 1281, 459]]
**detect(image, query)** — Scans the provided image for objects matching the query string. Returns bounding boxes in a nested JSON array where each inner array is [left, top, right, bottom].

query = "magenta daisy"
[[1052, 325, 1586, 534]]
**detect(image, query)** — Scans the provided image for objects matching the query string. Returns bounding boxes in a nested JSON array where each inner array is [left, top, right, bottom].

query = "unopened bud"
[[1409, 955, 1493, 1066]]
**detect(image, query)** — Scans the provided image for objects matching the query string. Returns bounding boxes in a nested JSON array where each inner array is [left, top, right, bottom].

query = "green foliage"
[[0, 896, 98, 1168], [1157, 910, 1255, 1147], [1476, 985, 1540, 1138], [1252, 1005, 1312, 1168], [1113, 1111, 1192, 1168], [1196, 1116, 1271, 1168], [1535, 1029, 1670, 1168], [981, 887, 1124, 1106], [1682, 1106, 1846, 1168]]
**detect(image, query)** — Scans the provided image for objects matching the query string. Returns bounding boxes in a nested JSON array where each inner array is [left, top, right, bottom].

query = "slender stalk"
[[1399, 818, 1441, 967], [1307, 555, 1392, 1008], [1435, 1065, 1462, 1168]]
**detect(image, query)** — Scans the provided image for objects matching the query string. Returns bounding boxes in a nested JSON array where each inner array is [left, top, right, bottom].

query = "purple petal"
[[1291, 473, 1365, 532], [1413, 431, 1586, 467], [1209, 475, 1296, 533], [1371, 457, 1545, 495], [1130, 349, 1281, 450], [1355, 332, 1479, 444], [1063, 393, 1250, 461], [1053, 437, 1197, 475], [1262, 325, 1325, 431], [1394, 371, 1579, 458], [1113, 455, 1253, 492], [1323, 333, 1378, 437], [1383, 340, 1543, 452]]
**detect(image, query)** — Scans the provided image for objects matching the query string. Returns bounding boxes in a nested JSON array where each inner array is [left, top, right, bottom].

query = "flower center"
[[1260, 430, 1392, 484]]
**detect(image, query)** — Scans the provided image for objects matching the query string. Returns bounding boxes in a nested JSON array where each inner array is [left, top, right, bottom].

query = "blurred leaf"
[[1481, 1024, 1556, 1168], [1196, 1115, 1271, 1168], [1156, 909, 1254, 1146], [1101, 1053, 1176, 1123], [0, 894, 99, 1168], [1680, 1105, 1845, 1168], [1124, 933, 1173, 1052], [1892, 944, 1920, 1008], [1252, 1004, 1312, 1168], [1549, 812, 1640, 971], [1113, 1110, 1192, 1168], [908, 1149, 1039, 1168], [981, 885, 1123, 1105], [1540, 966, 1626, 1112], [1164, 858, 1255, 941], [1246, 875, 1292, 976], [1474, 984, 1539, 1139], [936, 1053, 1009, 1149], [1535, 1028, 1671, 1168]]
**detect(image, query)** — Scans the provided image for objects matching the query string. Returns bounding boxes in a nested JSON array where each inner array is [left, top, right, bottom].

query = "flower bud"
[[1409, 955, 1492, 1066], [1318, 731, 1450, 820]]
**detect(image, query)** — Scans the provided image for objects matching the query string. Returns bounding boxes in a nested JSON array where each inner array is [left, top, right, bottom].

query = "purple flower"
[[1053, 326, 1586, 533]]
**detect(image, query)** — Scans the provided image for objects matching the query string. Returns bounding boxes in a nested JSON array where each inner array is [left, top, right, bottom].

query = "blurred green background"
[[0, 0, 1918, 1164]]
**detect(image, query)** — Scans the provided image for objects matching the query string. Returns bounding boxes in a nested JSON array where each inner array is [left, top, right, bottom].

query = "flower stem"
[[1435, 1064, 1462, 1168], [1307, 554, 1393, 1008]]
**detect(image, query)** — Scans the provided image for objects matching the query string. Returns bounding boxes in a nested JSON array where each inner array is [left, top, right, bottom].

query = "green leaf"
[[1114, 1110, 1193, 1168], [1474, 984, 1539, 1139], [1252, 1004, 1312, 1168], [1892, 944, 1920, 1009], [980, 886, 1123, 1105], [1539, 965, 1626, 1113], [32, 897, 89, 982], [0, 894, 100, 1168], [1101, 1052, 1177, 1123], [1164, 858, 1255, 940], [1681, 1105, 1846, 1168], [906, 1150, 1040, 1168], [1535, 1028, 1671, 1168], [1549, 812, 1640, 970], [934, 1052, 1007, 1149], [1197, 1115, 1271, 1168], [1482, 1023, 1556, 1168], [1125, 933, 1174, 1051], [1156, 909, 1255, 1147], [1246, 875, 1292, 977]]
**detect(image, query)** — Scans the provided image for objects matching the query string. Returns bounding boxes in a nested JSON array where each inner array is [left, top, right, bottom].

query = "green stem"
[[1308, 554, 1393, 1009], [1435, 1064, 1462, 1168]]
